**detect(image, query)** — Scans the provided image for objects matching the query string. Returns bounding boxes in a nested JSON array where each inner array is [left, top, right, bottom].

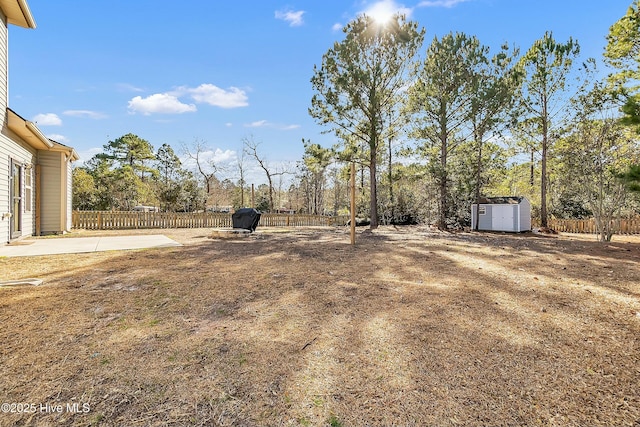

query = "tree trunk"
[[474, 131, 482, 231], [438, 133, 448, 230], [370, 153, 378, 229], [267, 174, 274, 213], [541, 143, 548, 227], [437, 103, 448, 230], [530, 150, 535, 187], [541, 94, 549, 228], [388, 137, 394, 223]]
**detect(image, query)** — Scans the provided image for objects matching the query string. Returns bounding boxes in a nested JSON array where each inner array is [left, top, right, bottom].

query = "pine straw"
[[0, 227, 639, 427]]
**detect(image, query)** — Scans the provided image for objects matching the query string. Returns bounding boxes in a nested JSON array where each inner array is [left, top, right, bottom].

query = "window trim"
[[24, 165, 32, 212]]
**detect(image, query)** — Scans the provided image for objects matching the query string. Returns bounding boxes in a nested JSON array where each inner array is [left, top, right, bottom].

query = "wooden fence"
[[72, 211, 640, 234], [545, 218, 640, 235], [72, 211, 349, 230]]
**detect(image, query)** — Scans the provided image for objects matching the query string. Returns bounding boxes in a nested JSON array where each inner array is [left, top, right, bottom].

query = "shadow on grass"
[[0, 228, 638, 426]]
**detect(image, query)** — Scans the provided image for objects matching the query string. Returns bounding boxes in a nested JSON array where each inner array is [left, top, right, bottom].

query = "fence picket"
[[72, 211, 349, 230], [72, 212, 639, 234], [532, 218, 640, 234]]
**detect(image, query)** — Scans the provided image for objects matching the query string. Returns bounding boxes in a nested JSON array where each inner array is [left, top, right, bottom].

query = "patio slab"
[[0, 235, 182, 258]]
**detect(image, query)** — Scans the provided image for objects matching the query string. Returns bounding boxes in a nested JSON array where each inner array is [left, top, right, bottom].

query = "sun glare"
[[367, 3, 395, 25]]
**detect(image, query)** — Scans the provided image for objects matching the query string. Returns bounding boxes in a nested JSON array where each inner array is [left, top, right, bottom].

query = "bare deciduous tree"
[[243, 135, 293, 212], [182, 138, 220, 204]]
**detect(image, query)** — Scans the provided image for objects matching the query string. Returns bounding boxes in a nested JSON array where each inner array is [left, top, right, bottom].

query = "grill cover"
[[232, 208, 261, 232]]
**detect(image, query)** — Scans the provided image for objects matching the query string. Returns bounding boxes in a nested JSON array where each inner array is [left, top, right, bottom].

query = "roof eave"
[[69, 149, 80, 161], [1, 0, 36, 28], [49, 140, 80, 161], [7, 108, 54, 150]]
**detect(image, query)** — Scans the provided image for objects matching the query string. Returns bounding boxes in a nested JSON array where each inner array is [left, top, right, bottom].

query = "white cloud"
[[361, 0, 413, 20], [128, 94, 197, 115], [210, 148, 236, 164], [75, 147, 103, 164], [46, 133, 69, 143], [129, 83, 248, 115], [180, 84, 249, 109], [32, 113, 62, 126], [246, 120, 269, 128], [181, 149, 237, 173], [190, 148, 236, 164], [243, 120, 299, 130], [116, 83, 145, 92], [332, 22, 343, 32], [275, 9, 305, 26], [63, 110, 107, 119], [418, 0, 469, 7]]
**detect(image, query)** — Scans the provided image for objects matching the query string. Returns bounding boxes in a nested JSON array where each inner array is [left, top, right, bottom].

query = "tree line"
[[73, 134, 300, 214], [308, 4, 640, 239], [73, 3, 640, 241]]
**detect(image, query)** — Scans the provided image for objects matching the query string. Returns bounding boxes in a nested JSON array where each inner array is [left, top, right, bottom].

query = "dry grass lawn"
[[1, 226, 639, 427]]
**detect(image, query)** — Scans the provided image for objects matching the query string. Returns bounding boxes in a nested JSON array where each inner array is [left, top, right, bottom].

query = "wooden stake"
[[251, 184, 255, 208]]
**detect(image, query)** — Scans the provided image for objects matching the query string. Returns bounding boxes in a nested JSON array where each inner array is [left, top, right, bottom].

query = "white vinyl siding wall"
[[0, 10, 8, 113], [38, 150, 64, 234], [0, 131, 36, 243], [65, 156, 72, 230], [1, 10, 32, 243]]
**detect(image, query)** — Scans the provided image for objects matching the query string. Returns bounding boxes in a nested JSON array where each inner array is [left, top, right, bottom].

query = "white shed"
[[471, 197, 531, 232]]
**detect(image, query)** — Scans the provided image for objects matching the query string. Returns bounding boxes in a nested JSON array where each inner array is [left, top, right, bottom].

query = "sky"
[[7, 0, 635, 184]]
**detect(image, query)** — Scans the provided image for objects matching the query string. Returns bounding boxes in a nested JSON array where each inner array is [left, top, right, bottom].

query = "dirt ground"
[[0, 226, 639, 427]]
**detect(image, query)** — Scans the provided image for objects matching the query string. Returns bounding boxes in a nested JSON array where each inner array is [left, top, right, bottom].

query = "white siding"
[[38, 150, 63, 234], [0, 11, 19, 244], [518, 198, 532, 232], [472, 198, 532, 233], [0, 130, 37, 243], [0, 10, 8, 113], [66, 158, 72, 230]]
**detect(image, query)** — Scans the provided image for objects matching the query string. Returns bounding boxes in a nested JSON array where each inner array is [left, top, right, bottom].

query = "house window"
[[478, 206, 486, 215], [25, 166, 32, 212], [10, 159, 23, 238]]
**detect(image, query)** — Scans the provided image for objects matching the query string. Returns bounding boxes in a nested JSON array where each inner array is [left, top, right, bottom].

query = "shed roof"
[[476, 196, 525, 205]]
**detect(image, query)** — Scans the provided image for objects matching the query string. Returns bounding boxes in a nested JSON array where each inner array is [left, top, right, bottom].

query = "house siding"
[[38, 150, 64, 234], [0, 129, 36, 243], [66, 157, 72, 230], [0, 10, 8, 113]]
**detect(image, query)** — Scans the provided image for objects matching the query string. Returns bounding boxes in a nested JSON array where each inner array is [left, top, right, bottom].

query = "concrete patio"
[[0, 235, 182, 257]]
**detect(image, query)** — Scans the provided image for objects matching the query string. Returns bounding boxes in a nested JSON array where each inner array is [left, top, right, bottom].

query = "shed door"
[[492, 205, 515, 231]]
